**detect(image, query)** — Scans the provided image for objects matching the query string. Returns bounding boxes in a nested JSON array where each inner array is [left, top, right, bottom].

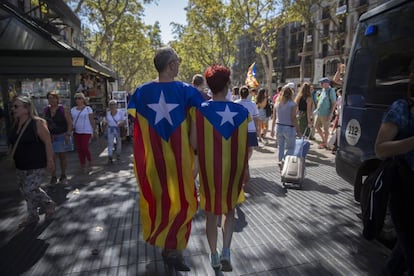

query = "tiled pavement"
[[0, 137, 390, 275]]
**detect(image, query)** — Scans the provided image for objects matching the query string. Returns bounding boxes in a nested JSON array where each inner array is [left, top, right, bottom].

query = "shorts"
[[248, 132, 258, 147], [315, 115, 330, 131]]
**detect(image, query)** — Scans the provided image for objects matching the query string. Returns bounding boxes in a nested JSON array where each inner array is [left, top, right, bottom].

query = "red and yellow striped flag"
[[128, 81, 203, 250], [192, 101, 250, 214]]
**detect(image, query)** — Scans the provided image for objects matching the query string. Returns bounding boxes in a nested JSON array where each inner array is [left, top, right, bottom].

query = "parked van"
[[336, 0, 414, 201]]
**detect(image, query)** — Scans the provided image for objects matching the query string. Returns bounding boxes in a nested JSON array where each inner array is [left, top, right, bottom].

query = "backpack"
[[359, 158, 396, 240]]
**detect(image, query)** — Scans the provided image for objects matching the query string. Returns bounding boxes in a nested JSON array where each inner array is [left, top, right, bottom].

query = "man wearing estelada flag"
[[127, 47, 204, 272]]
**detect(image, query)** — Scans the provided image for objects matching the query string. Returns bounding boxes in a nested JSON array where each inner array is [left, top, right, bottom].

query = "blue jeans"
[[276, 125, 296, 162], [107, 126, 121, 157]]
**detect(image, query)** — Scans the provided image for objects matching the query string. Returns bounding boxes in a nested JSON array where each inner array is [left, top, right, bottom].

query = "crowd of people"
[[6, 46, 413, 275]]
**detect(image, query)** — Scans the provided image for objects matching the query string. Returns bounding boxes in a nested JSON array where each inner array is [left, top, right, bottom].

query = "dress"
[[192, 101, 250, 214], [127, 81, 203, 250]]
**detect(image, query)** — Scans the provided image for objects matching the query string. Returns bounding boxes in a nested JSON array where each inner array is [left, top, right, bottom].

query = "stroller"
[[281, 129, 311, 188]]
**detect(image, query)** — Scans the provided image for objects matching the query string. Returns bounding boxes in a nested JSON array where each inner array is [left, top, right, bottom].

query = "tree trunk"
[[299, 23, 309, 84]]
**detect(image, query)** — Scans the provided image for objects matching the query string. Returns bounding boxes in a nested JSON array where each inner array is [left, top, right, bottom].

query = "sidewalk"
[[0, 136, 390, 275]]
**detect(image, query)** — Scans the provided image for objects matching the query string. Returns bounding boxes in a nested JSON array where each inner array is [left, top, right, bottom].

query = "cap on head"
[[319, 77, 330, 84]]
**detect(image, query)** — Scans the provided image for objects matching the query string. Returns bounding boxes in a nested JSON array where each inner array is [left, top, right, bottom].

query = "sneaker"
[[50, 176, 57, 185], [278, 160, 284, 171], [210, 251, 221, 269], [108, 156, 113, 164], [116, 154, 121, 160], [220, 248, 232, 272], [59, 175, 67, 184]]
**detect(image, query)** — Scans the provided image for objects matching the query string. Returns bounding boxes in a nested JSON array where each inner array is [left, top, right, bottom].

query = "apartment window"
[[322, 44, 329, 57], [322, 7, 330, 20], [323, 23, 329, 37], [338, 18, 346, 33]]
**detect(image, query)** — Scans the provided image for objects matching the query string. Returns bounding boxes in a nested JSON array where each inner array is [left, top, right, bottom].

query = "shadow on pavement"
[[0, 223, 50, 275]]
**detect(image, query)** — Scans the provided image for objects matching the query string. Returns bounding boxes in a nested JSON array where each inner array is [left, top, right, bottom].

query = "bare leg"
[[58, 152, 67, 176], [221, 209, 235, 271], [222, 209, 235, 249], [205, 212, 219, 253]]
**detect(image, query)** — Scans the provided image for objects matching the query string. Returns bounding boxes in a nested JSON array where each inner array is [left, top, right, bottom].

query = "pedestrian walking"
[[104, 99, 126, 163], [294, 82, 313, 137], [256, 88, 270, 143], [8, 96, 56, 227], [314, 77, 337, 149], [270, 86, 301, 169], [235, 85, 260, 186], [127, 47, 204, 272], [190, 65, 250, 272], [43, 91, 73, 185], [70, 92, 96, 173]]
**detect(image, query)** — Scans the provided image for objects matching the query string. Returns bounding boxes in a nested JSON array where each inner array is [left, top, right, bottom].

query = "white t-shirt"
[[106, 110, 126, 127], [234, 99, 259, 132], [71, 106, 94, 134]]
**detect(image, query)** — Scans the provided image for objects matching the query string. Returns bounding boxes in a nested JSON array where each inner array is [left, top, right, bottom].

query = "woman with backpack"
[[44, 91, 73, 185]]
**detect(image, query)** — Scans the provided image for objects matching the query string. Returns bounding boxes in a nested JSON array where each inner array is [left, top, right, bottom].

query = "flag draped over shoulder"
[[191, 101, 250, 215], [245, 62, 259, 88], [127, 81, 203, 250]]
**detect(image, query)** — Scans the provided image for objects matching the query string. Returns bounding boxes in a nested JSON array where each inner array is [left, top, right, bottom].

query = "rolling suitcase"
[[280, 128, 310, 188], [281, 155, 305, 188]]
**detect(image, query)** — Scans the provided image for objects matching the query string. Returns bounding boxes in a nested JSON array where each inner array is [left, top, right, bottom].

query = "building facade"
[[275, 0, 390, 85]]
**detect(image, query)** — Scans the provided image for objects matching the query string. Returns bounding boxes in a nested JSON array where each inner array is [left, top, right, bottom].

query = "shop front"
[[0, 2, 117, 154]]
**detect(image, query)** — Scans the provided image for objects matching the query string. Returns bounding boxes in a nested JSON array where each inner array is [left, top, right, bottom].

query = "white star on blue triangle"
[[216, 105, 238, 126], [147, 91, 179, 125]]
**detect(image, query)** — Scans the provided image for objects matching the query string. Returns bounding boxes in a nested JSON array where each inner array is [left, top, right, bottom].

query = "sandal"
[[19, 216, 39, 228], [44, 201, 56, 220], [318, 143, 326, 149]]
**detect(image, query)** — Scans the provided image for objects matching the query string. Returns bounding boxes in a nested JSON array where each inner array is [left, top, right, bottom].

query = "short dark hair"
[[204, 65, 230, 94], [240, 86, 249, 98], [153, 47, 179, 73], [192, 74, 204, 86]]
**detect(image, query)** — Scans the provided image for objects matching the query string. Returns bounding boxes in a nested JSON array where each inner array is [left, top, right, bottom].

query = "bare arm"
[[306, 97, 313, 127], [270, 104, 277, 137], [88, 111, 96, 135], [64, 107, 73, 134], [36, 119, 55, 172], [291, 105, 301, 137], [333, 63, 344, 86], [375, 122, 414, 159]]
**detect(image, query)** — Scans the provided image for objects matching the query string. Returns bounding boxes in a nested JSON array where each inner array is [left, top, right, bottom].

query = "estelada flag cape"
[[127, 81, 203, 250], [191, 101, 250, 215]]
